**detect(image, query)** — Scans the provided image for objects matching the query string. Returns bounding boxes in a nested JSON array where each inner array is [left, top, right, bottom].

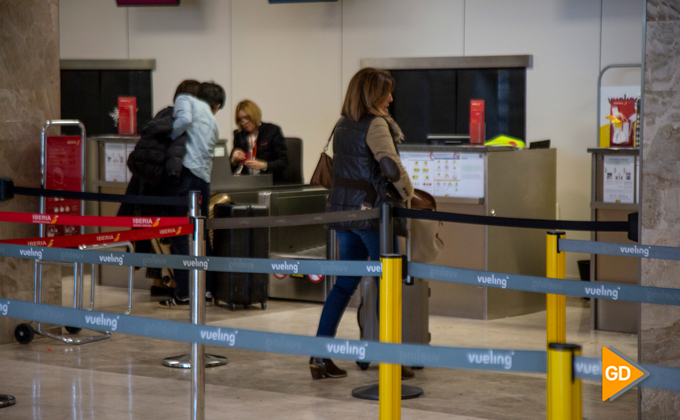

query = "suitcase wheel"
[[356, 361, 370, 371], [15, 323, 35, 345], [261, 301, 267, 310]]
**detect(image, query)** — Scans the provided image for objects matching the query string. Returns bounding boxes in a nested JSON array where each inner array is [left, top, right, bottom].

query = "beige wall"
[[0, 0, 62, 344], [59, 0, 644, 279]]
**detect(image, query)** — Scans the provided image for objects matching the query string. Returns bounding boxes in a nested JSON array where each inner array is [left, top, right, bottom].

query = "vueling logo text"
[[476, 274, 508, 289], [85, 314, 119, 331]]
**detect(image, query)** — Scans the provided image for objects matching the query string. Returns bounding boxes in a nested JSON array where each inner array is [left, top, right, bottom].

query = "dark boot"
[[309, 358, 348, 380], [401, 366, 415, 380]]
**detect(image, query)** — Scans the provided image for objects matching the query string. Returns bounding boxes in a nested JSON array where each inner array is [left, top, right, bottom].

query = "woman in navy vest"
[[311, 68, 414, 380]]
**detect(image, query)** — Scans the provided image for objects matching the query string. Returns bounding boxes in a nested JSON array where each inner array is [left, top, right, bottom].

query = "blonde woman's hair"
[[341, 68, 395, 122], [234, 99, 262, 130]]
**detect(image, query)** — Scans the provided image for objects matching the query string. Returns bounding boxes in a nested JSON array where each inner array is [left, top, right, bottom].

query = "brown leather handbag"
[[411, 189, 436, 211], [310, 128, 335, 189]]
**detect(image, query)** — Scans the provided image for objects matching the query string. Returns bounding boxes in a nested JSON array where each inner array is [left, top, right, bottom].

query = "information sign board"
[[400, 152, 485, 198], [44, 136, 83, 237]]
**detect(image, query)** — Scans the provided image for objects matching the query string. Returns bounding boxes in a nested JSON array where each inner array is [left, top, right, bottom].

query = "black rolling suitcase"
[[212, 203, 269, 310]]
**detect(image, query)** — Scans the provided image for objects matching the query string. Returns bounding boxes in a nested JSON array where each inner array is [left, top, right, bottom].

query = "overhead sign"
[[602, 346, 650, 401]]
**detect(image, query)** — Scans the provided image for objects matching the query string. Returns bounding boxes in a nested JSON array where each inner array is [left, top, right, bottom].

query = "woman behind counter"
[[230, 100, 289, 184]]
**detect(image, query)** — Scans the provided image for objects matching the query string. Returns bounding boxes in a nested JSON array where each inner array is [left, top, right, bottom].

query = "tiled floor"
[[0, 278, 638, 419]]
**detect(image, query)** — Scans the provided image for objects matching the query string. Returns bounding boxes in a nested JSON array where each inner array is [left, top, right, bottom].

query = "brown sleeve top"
[[366, 118, 414, 201]]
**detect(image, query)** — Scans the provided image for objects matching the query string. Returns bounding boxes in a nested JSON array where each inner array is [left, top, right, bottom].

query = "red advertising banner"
[[470, 100, 485, 145], [44, 136, 83, 237], [0, 211, 189, 228], [0, 224, 192, 249]]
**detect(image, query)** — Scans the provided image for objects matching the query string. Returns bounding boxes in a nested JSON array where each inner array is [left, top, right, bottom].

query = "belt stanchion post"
[[547, 343, 580, 420], [380, 253, 402, 420], [351, 203, 423, 403], [546, 232, 566, 347], [162, 192, 227, 373], [191, 213, 206, 420], [571, 346, 582, 420]]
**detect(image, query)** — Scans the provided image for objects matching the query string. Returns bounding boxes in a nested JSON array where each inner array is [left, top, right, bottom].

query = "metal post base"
[[40, 328, 111, 346], [0, 395, 16, 408], [351, 384, 423, 401], [162, 354, 228, 369]]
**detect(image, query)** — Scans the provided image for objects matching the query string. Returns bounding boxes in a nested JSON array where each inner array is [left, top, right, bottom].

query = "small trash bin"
[[577, 260, 591, 281]]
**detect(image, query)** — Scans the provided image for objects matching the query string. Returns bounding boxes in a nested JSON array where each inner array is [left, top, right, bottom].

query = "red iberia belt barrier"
[[0, 224, 193, 248], [0, 211, 189, 228]]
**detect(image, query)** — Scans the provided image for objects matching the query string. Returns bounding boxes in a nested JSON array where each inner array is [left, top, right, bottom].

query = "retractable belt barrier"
[[0, 224, 192, 248], [206, 209, 380, 230], [0, 240, 678, 306], [559, 238, 680, 261], [0, 211, 189, 228], [0, 243, 380, 276], [409, 262, 680, 307], [3, 286, 680, 393], [394, 207, 632, 233], [11, 186, 187, 207], [0, 297, 545, 374], [3, 206, 680, 404]]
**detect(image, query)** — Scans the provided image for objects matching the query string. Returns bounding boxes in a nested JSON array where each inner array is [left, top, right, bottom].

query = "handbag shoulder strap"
[[323, 124, 337, 153]]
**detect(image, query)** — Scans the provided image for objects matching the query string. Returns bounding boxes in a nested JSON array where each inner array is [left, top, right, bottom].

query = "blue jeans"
[[166, 169, 212, 300], [316, 229, 399, 338]]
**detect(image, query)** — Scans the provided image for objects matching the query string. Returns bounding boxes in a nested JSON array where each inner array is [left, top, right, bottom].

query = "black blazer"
[[230, 122, 289, 184]]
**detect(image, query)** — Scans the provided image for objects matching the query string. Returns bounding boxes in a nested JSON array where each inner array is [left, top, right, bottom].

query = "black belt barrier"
[[13, 186, 187, 207], [394, 207, 636, 236], [207, 209, 380, 230]]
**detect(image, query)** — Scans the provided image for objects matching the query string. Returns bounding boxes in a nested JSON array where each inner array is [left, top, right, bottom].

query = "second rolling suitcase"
[[212, 203, 269, 310]]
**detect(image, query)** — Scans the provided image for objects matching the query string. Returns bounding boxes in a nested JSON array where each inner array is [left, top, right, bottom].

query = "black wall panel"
[[389, 68, 526, 144], [61, 70, 152, 136]]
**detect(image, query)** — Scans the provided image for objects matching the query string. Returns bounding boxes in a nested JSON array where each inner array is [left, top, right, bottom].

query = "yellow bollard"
[[547, 343, 581, 420], [546, 232, 567, 347], [379, 254, 402, 420], [572, 347, 582, 419]]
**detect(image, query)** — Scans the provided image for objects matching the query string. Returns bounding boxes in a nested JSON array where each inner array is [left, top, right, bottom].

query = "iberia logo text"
[[32, 214, 58, 224], [132, 218, 161, 228]]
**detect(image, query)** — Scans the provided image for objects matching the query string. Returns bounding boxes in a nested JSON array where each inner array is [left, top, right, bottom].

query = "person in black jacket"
[[119, 79, 199, 296], [229, 100, 288, 184], [124, 79, 198, 196]]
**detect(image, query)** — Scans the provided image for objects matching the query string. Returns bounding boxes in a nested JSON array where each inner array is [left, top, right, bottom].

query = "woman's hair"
[[173, 79, 200, 100], [234, 99, 262, 129], [341, 67, 395, 122]]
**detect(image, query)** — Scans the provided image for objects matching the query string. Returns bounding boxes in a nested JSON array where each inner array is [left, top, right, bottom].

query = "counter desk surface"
[[213, 147, 556, 320], [396, 145, 556, 320]]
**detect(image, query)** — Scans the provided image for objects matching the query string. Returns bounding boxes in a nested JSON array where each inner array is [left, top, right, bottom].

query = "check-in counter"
[[588, 147, 640, 334], [211, 183, 331, 303], [398, 145, 556, 320]]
